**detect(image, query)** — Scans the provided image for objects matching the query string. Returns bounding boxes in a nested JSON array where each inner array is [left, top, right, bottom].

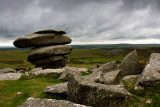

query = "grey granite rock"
[[118, 50, 141, 77], [67, 72, 131, 107], [28, 45, 72, 62], [135, 53, 160, 88], [0, 68, 16, 74], [59, 67, 81, 80], [44, 82, 68, 95], [20, 98, 89, 107], [31, 69, 63, 78], [13, 29, 72, 48], [96, 70, 121, 85], [97, 61, 117, 73], [0, 73, 23, 80]]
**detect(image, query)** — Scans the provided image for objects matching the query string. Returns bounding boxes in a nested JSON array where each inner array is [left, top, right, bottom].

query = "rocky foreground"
[[1, 50, 160, 107]]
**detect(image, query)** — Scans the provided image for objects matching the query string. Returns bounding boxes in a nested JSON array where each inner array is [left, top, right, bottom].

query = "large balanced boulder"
[[67, 72, 131, 107], [135, 53, 160, 87], [0, 73, 23, 80], [20, 98, 89, 107], [28, 45, 72, 62], [13, 29, 72, 69], [44, 82, 68, 95], [118, 50, 141, 77], [13, 29, 71, 48], [0, 68, 16, 74]]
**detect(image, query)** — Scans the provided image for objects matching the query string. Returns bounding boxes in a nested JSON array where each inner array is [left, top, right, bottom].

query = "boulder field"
[[13, 29, 72, 69]]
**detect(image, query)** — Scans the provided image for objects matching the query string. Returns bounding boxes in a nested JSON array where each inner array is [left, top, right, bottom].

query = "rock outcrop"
[[20, 98, 89, 107], [13, 29, 72, 69], [67, 71, 131, 107], [118, 50, 141, 77], [44, 82, 68, 95], [135, 53, 160, 88]]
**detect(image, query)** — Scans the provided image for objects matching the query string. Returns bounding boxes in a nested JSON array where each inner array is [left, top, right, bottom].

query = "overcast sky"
[[0, 0, 160, 46]]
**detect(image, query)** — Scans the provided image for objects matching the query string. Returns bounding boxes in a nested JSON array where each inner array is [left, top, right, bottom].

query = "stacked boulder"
[[13, 29, 72, 69]]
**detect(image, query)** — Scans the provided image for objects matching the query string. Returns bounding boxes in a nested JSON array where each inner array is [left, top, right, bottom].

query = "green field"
[[0, 47, 160, 107]]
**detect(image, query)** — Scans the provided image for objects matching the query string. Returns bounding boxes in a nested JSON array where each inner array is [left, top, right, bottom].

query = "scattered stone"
[[146, 99, 152, 104], [31, 69, 63, 78], [29, 67, 42, 74], [0, 68, 16, 74], [96, 70, 121, 85], [20, 98, 89, 107], [13, 29, 71, 48], [78, 68, 88, 73], [44, 82, 68, 95], [97, 61, 117, 73], [135, 53, 160, 87], [118, 50, 141, 77], [0, 73, 23, 80], [17, 70, 25, 74], [88, 65, 98, 72], [67, 72, 131, 107], [16, 92, 23, 95], [59, 67, 81, 80], [28, 45, 72, 62]]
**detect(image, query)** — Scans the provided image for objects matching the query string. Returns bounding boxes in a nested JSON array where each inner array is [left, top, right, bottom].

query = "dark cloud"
[[0, 0, 160, 46]]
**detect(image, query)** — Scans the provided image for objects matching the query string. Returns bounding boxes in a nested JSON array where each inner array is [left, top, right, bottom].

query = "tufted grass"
[[0, 76, 65, 107]]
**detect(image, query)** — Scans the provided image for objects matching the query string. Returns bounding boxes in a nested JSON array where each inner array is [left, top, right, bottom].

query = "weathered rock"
[[44, 82, 68, 95], [34, 29, 66, 34], [13, 30, 72, 48], [0, 68, 16, 74], [0, 73, 23, 80], [118, 50, 141, 77], [29, 67, 42, 74], [97, 61, 117, 73], [88, 65, 98, 72], [31, 69, 63, 78], [84, 70, 102, 82], [28, 45, 72, 62], [20, 98, 89, 107], [59, 67, 81, 80], [31, 56, 64, 65], [122, 75, 140, 81], [36, 58, 69, 69], [67, 72, 131, 107], [135, 53, 160, 87], [78, 68, 88, 73], [96, 70, 121, 85]]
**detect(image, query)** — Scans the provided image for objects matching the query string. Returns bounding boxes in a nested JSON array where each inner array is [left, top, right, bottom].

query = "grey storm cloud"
[[0, 0, 160, 45]]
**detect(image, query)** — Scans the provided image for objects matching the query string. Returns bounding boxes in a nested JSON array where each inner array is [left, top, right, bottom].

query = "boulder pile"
[[13, 29, 72, 69]]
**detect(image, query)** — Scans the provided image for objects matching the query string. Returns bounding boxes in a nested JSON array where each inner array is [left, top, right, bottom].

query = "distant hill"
[[0, 44, 160, 50]]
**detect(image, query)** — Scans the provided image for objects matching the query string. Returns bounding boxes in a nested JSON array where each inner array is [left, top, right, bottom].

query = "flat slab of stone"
[[13, 29, 72, 48], [36, 58, 69, 69], [96, 70, 121, 85], [0, 68, 16, 74], [31, 56, 64, 65], [118, 50, 141, 77], [30, 69, 63, 78], [34, 29, 66, 34], [44, 82, 68, 95], [20, 98, 89, 107], [0, 73, 23, 80], [136, 53, 160, 87], [28, 45, 72, 62], [67, 72, 131, 107]]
